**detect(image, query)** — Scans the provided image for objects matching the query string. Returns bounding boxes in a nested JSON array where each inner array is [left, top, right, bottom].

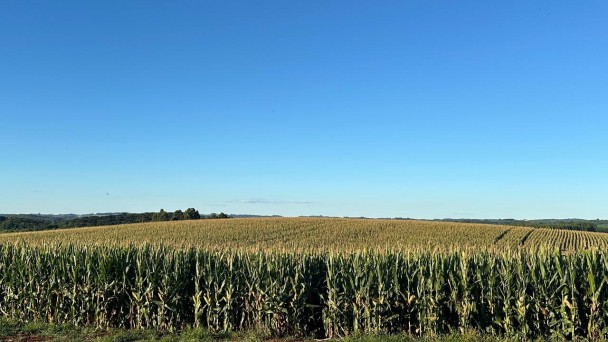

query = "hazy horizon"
[[2, 1, 606, 219], [2, 210, 605, 222]]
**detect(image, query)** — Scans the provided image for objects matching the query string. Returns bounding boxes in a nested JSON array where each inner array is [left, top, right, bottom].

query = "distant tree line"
[[151, 208, 229, 221], [439, 219, 601, 232], [0, 208, 230, 233]]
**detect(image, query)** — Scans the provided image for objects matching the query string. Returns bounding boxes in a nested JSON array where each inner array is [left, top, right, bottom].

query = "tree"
[[153, 209, 170, 221], [184, 208, 200, 220], [218, 212, 229, 219], [172, 210, 184, 220]]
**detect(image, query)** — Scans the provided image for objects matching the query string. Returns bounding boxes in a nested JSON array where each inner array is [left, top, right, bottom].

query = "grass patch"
[[0, 319, 268, 341], [0, 319, 557, 341]]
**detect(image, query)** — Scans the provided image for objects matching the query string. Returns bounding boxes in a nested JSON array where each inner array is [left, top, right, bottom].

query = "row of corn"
[[1, 243, 607, 339]]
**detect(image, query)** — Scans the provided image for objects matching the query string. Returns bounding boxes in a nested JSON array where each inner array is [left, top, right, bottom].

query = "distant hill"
[[432, 218, 608, 232], [0, 209, 231, 233], [1, 211, 605, 234]]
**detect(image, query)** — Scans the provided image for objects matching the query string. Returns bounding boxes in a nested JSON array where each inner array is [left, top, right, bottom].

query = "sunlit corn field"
[[2, 218, 608, 339], [1, 217, 608, 252]]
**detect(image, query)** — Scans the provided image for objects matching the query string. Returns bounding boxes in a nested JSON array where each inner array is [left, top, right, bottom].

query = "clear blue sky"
[[1, 1, 606, 219]]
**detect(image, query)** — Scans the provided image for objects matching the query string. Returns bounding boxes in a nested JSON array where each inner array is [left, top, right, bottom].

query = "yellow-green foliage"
[[2, 218, 608, 339], [1, 217, 607, 252], [1, 244, 608, 339]]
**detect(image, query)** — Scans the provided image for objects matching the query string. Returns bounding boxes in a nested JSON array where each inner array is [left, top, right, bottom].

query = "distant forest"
[[0, 209, 229, 233], [433, 218, 608, 233], [1, 212, 606, 234]]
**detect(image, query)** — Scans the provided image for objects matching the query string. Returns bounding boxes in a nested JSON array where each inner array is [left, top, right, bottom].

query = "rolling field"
[[2, 218, 608, 339], [1, 217, 608, 251]]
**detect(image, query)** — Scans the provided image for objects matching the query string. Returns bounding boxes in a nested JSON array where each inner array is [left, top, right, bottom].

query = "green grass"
[[1, 319, 555, 341], [0, 318, 236, 341]]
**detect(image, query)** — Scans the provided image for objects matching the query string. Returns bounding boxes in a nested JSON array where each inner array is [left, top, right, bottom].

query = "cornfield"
[[2, 217, 608, 252], [1, 218, 608, 339]]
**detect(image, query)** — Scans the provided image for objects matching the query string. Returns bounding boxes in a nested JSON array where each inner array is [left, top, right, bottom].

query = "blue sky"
[[1, 1, 606, 219]]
